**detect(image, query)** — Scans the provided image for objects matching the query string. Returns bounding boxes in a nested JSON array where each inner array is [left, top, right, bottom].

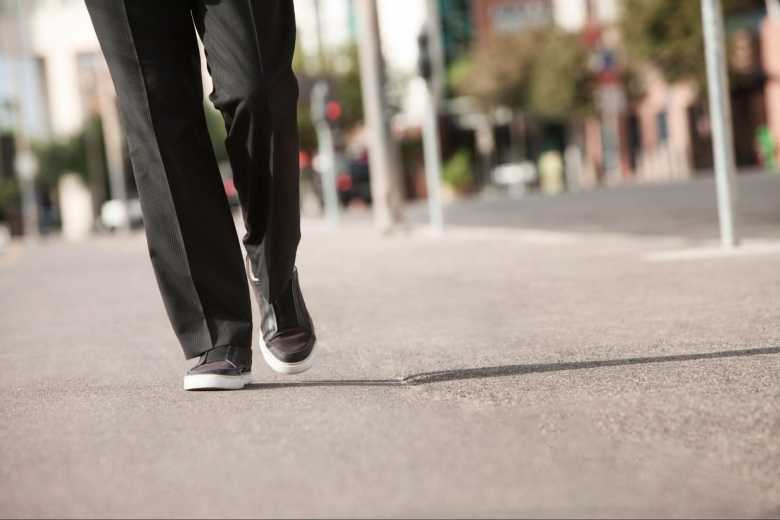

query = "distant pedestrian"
[[86, 0, 316, 390]]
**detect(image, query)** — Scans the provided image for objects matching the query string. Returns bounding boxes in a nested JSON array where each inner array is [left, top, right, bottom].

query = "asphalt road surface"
[[1, 176, 779, 518]]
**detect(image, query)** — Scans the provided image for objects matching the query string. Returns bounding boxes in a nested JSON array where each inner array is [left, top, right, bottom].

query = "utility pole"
[[424, 0, 447, 107], [418, 29, 444, 233], [310, 81, 340, 225], [355, 0, 404, 231], [312, 0, 329, 74], [702, 0, 739, 248], [12, 0, 38, 240]]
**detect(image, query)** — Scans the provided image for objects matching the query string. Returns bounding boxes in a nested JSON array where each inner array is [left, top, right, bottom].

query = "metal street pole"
[[315, 122, 340, 225], [12, 0, 38, 240], [354, 0, 404, 232], [421, 80, 444, 233], [424, 0, 446, 107], [312, 0, 329, 73], [418, 24, 444, 234], [702, 0, 739, 248], [310, 81, 340, 225]]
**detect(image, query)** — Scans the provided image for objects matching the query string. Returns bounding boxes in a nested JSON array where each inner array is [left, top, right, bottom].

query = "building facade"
[[447, 0, 780, 187], [631, 1, 780, 182]]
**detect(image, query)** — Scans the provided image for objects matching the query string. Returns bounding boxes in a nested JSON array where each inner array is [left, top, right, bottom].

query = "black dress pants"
[[86, 1, 301, 359]]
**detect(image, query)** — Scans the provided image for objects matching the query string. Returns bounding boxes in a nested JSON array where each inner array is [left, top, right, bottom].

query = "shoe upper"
[[247, 261, 316, 363], [188, 345, 252, 376]]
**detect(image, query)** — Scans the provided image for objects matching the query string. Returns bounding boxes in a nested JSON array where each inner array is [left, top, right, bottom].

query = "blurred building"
[[0, 0, 106, 140], [631, 0, 779, 183], [435, 0, 622, 187], [437, 0, 780, 190], [471, 0, 555, 35], [766, 7, 780, 167], [470, 0, 617, 35], [436, 0, 618, 66], [0, 0, 146, 237]]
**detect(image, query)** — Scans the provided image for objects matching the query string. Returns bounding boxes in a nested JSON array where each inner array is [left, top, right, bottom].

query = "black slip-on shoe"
[[247, 259, 316, 375], [183, 345, 252, 390]]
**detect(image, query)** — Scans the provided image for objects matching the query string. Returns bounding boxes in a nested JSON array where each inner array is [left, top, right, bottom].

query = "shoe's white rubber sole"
[[260, 340, 316, 375], [183, 372, 253, 391]]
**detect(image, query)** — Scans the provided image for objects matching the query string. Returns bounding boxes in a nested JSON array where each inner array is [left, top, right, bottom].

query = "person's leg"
[[194, 0, 316, 374], [192, 0, 301, 303], [85, 1, 252, 360]]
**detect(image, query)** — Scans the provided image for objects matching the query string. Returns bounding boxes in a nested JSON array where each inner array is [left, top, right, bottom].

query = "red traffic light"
[[326, 101, 343, 122]]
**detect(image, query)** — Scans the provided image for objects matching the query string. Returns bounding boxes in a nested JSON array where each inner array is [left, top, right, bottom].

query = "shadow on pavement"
[[247, 346, 780, 390]]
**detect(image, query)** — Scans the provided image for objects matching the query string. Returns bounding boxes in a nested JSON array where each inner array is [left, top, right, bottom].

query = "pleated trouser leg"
[[193, 0, 302, 303], [86, 1, 253, 359]]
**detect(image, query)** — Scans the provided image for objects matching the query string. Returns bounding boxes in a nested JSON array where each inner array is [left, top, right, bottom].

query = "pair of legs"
[[86, 0, 302, 361]]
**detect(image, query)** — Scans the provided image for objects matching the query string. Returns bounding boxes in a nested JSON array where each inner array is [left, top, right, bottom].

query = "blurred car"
[[492, 161, 538, 197], [100, 199, 143, 230], [336, 156, 372, 206]]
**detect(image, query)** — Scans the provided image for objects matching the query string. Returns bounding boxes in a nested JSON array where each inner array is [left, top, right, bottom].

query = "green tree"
[[33, 126, 91, 186], [0, 176, 19, 222], [442, 149, 474, 192], [31, 116, 109, 210], [204, 104, 228, 163], [331, 44, 364, 129], [529, 29, 596, 120], [452, 27, 597, 121], [451, 31, 542, 111], [620, 0, 766, 87]]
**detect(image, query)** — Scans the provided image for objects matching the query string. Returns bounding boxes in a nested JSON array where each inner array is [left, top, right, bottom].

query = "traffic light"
[[325, 100, 343, 124], [311, 80, 343, 128], [418, 31, 433, 82]]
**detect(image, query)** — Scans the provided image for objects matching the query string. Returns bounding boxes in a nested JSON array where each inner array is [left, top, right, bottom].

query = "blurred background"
[[2, 1, 780, 517], [0, 0, 778, 242]]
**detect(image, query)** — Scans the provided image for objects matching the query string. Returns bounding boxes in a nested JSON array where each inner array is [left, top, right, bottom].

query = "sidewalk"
[[1, 178, 779, 517], [407, 170, 780, 241]]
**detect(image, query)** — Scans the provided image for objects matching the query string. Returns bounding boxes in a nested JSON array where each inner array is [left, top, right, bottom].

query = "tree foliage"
[[620, 0, 765, 87], [442, 149, 474, 191], [30, 116, 108, 210], [530, 29, 596, 120], [452, 31, 541, 111], [0, 176, 19, 221], [204, 104, 228, 163], [293, 44, 365, 152], [32, 119, 99, 186], [452, 27, 596, 121], [331, 44, 364, 130]]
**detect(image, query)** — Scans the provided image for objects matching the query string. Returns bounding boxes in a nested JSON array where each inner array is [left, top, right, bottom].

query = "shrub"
[[443, 150, 474, 192]]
